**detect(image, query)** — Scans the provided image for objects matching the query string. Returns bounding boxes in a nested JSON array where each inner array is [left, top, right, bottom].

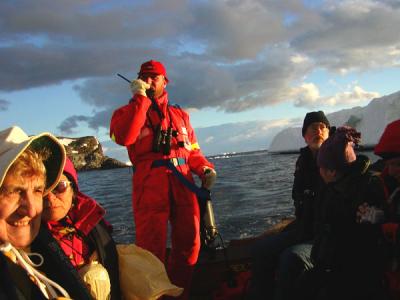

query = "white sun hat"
[[0, 126, 66, 194]]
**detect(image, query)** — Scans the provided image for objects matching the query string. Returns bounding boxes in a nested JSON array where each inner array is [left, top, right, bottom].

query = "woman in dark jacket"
[[301, 126, 387, 300], [42, 157, 121, 300]]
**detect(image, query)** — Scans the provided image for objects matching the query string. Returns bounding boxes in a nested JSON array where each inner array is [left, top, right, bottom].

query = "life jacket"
[[110, 92, 213, 176]]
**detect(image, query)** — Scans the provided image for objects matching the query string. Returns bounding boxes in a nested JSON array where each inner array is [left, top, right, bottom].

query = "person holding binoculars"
[[110, 60, 216, 300]]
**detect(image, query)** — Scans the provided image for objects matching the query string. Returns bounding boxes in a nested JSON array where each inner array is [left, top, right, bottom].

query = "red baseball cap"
[[138, 60, 169, 82]]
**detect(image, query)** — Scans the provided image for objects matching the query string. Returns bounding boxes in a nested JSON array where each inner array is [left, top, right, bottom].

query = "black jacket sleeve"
[[32, 227, 93, 300], [91, 220, 122, 300], [292, 154, 306, 219]]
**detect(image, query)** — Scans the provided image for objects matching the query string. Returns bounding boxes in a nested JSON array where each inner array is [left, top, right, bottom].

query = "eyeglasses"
[[51, 180, 71, 195]]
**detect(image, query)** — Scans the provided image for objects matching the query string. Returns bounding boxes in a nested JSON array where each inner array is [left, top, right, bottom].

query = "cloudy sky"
[[1, 0, 399, 156]]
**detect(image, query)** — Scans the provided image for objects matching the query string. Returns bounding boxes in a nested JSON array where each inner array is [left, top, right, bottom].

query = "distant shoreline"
[[207, 149, 268, 159], [207, 144, 377, 157], [257, 144, 376, 155]]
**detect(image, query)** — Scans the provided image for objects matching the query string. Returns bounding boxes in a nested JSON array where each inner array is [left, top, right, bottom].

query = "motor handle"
[[204, 199, 218, 241]]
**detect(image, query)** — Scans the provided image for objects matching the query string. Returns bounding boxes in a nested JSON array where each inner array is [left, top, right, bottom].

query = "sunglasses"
[[139, 73, 163, 81], [51, 180, 71, 195]]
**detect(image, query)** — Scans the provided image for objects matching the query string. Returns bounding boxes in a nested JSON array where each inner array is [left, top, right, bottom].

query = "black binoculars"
[[152, 125, 178, 155]]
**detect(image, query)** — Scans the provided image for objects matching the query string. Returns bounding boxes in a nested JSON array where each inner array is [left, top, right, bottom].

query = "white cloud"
[[204, 136, 214, 143], [325, 86, 380, 106], [261, 118, 294, 130], [292, 83, 321, 107], [290, 54, 308, 64], [292, 83, 379, 108]]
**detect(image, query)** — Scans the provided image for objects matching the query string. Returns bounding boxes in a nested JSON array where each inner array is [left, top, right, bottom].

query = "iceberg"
[[269, 91, 400, 152]]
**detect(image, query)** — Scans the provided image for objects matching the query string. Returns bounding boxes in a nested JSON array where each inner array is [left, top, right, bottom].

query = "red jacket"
[[45, 158, 105, 267], [45, 194, 105, 267], [110, 91, 213, 176]]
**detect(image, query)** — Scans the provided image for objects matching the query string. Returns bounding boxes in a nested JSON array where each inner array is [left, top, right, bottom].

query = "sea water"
[[78, 150, 378, 244]]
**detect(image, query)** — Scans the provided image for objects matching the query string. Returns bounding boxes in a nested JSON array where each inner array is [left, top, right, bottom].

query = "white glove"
[[130, 79, 150, 97], [79, 261, 111, 300], [356, 203, 385, 224], [202, 167, 217, 190]]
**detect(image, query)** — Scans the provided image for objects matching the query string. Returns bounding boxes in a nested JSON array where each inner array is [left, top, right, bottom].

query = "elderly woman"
[[0, 126, 93, 299], [42, 157, 121, 300]]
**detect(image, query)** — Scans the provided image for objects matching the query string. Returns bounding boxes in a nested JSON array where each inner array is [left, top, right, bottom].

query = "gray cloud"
[[0, 0, 186, 44], [99, 46, 313, 111], [63, 47, 313, 133], [2, 0, 400, 133], [291, 0, 400, 71], [86, 110, 114, 132], [57, 110, 114, 134], [186, 1, 287, 60], [0, 44, 165, 91], [0, 99, 10, 111], [57, 115, 91, 134]]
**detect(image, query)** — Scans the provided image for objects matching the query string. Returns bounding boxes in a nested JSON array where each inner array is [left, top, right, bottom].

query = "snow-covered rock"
[[269, 91, 400, 152], [59, 136, 128, 171]]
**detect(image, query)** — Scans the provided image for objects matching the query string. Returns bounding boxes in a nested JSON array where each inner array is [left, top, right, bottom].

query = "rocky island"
[[58, 136, 128, 171]]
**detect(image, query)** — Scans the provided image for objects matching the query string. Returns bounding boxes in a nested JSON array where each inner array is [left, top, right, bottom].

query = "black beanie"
[[302, 111, 330, 137]]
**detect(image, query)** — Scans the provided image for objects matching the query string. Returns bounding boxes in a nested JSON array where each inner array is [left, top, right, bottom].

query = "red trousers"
[[133, 166, 201, 300]]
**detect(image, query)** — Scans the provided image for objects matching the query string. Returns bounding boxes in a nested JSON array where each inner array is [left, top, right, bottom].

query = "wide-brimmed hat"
[[0, 126, 66, 194]]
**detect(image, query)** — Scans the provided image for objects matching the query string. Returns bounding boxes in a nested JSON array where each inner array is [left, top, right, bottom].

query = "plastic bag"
[[117, 244, 183, 300], [78, 261, 111, 300]]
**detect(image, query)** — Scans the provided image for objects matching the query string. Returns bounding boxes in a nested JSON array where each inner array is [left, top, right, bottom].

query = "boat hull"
[[190, 218, 294, 299]]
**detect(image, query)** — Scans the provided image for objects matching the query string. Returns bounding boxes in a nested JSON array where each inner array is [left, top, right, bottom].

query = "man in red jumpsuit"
[[110, 60, 216, 299]]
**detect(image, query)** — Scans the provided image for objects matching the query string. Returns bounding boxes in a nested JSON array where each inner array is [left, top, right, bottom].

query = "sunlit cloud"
[[292, 83, 379, 108]]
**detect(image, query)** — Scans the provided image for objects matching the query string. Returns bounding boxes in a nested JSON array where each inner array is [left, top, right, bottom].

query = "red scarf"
[[46, 215, 93, 268]]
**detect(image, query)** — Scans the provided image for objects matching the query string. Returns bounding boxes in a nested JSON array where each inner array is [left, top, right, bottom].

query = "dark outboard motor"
[[203, 198, 219, 245], [199, 188, 219, 249]]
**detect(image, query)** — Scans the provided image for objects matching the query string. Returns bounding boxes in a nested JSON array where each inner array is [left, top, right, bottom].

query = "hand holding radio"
[[130, 79, 150, 97]]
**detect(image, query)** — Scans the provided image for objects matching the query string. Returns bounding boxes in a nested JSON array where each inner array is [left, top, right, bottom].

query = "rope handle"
[[0, 242, 71, 299]]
